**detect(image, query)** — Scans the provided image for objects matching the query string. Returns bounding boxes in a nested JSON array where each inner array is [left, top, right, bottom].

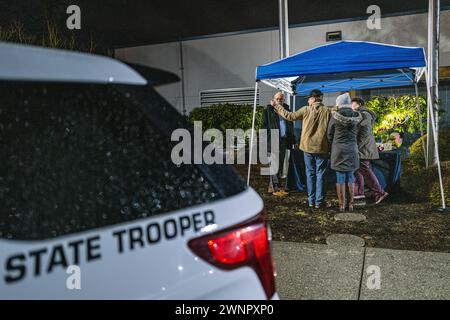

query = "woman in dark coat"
[[327, 93, 362, 212]]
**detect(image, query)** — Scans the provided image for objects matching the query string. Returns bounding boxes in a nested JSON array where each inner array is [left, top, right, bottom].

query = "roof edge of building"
[[114, 6, 450, 50]]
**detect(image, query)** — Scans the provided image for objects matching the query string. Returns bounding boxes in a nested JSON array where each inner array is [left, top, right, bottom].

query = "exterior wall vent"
[[200, 87, 259, 107], [326, 31, 342, 41]]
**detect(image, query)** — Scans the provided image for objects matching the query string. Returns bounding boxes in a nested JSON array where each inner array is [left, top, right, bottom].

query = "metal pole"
[[414, 82, 427, 164], [278, 0, 291, 108], [425, 69, 446, 209], [247, 82, 259, 186], [179, 39, 186, 116], [276, 0, 291, 188], [427, 0, 440, 165], [278, 0, 289, 59]]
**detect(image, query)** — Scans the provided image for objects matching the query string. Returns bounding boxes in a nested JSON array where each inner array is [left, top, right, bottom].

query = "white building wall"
[[115, 11, 450, 114]]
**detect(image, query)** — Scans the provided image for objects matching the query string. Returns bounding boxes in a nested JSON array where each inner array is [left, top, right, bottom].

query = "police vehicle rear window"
[[0, 82, 245, 240]]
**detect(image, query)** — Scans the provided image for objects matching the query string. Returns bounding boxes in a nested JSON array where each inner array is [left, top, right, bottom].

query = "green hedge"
[[409, 128, 450, 165], [429, 162, 450, 206], [405, 128, 450, 206], [187, 103, 265, 133], [402, 160, 450, 206]]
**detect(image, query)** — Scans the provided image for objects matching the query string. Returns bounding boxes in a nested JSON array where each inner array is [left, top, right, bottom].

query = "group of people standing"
[[263, 89, 388, 212]]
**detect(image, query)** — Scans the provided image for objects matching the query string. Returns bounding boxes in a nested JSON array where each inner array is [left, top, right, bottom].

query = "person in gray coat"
[[327, 93, 362, 212], [351, 98, 388, 204]]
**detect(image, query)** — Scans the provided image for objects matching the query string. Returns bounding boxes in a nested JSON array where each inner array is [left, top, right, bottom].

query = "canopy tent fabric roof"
[[292, 69, 420, 95], [255, 41, 426, 94]]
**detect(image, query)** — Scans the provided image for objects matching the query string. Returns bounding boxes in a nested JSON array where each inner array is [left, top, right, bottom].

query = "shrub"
[[402, 160, 450, 205], [366, 95, 427, 143], [187, 103, 265, 134], [429, 162, 450, 206], [406, 128, 450, 205], [409, 128, 450, 165]]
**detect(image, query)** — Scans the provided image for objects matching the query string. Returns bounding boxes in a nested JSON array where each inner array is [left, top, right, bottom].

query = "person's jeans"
[[354, 160, 384, 197], [303, 152, 328, 206], [336, 171, 355, 184]]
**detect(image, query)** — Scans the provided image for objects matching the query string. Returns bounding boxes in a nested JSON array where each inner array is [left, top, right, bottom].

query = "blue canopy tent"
[[248, 40, 446, 209]]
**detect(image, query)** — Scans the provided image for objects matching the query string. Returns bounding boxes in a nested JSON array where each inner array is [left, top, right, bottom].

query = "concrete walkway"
[[272, 241, 450, 300]]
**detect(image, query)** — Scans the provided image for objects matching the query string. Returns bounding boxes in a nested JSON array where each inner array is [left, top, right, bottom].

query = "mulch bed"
[[234, 164, 450, 253]]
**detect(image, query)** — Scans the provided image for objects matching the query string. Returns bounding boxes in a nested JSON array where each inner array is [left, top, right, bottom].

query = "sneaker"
[[278, 189, 289, 196], [315, 202, 332, 209], [267, 186, 274, 193], [354, 194, 366, 200], [375, 192, 389, 205]]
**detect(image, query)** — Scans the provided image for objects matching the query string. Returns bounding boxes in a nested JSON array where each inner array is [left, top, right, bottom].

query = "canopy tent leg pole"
[[427, 0, 440, 167], [424, 69, 446, 210], [414, 82, 427, 164], [247, 82, 259, 186], [426, 88, 433, 168], [292, 94, 297, 145]]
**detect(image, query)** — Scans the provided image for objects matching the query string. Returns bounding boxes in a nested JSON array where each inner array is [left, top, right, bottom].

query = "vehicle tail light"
[[188, 210, 276, 299]]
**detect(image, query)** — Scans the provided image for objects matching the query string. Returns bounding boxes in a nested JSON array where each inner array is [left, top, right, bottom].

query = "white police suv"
[[0, 42, 277, 299]]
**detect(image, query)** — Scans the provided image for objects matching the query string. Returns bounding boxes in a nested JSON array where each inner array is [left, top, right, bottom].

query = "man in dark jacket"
[[262, 92, 295, 196], [351, 98, 388, 205]]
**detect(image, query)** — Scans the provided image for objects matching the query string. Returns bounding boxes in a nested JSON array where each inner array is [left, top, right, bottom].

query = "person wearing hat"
[[351, 97, 389, 205], [272, 89, 336, 208], [328, 93, 362, 212]]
